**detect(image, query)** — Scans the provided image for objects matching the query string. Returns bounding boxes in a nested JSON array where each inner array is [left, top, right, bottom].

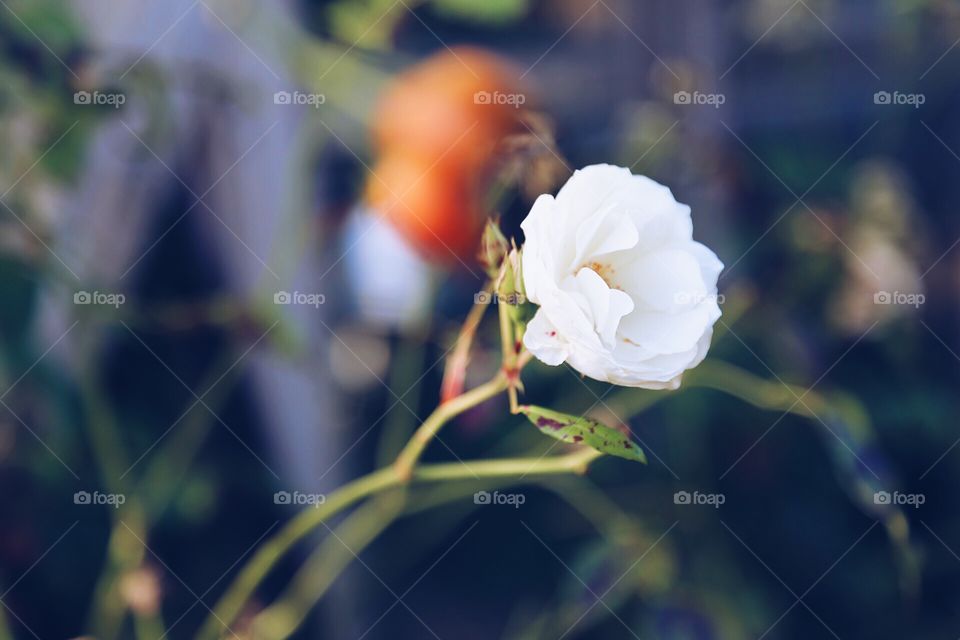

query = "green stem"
[[199, 466, 398, 640], [199, 448, 602, 639], [247, 447, 605, 640], [393, 373, 508, 481], [136, 351, 239, 522], [133, 604, 166, 640], [498, 300, 520, 413], [249, 493, 407, 640], [376, 333, 430, 468], [414, 449, 601, 480], [76, 338, 147, 640], [684, 359, 822, 416], [0, 604, 13, 640]]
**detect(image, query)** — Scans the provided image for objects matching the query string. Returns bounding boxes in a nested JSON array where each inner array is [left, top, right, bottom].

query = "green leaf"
[[327, 0, 403, 50], [431, 0, 530, 25], [518, 405, 647, 464]]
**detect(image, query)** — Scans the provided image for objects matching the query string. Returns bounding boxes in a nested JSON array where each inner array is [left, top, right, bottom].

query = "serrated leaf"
[[518, 405, 647, 464]]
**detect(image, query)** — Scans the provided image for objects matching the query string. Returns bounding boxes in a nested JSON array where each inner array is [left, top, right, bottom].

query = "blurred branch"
[[133, 607, 165, 640], [683, 359, 822, 416], [375, 334, 430, 467], [0, 605, 13, 640], [241, 456, 625, 640], [682, 358, 921, 600], [200, 446, 602, 639], [440, 280, 493, 403], [133, 349, 241, 521], [250, 492, 408, 640], [75, 333, 159, 640], [211, 354, 671, 640]]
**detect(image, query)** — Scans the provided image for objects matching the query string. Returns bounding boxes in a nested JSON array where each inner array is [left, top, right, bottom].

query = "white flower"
[[520, 164, 723, 389]]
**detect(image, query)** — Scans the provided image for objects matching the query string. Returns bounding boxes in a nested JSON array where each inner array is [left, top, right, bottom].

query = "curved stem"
[[440, 279, 493, 404], [0, 595, 13, 640], [199, 466, 398, 640], [250, 448, 604, 640], [200, 448, 602, 639], [684, 359, 823, 416], [76, 337, 157, 640], [393, 373, 508, 481], [250, 493, 407, 640], [414, 449, 601, 480]]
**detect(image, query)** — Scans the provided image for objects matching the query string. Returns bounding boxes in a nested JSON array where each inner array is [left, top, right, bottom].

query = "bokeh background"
[[1, 0, 959, 638]]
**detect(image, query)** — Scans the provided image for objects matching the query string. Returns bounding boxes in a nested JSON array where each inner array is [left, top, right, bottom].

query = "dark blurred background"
[[1, 0, 959, 638]]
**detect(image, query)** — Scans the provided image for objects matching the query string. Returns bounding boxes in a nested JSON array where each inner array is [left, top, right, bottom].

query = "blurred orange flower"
[[366, 47, 526, 265]]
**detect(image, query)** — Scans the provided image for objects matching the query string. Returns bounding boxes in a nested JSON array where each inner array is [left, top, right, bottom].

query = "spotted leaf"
[[518, 405, 647, 464]]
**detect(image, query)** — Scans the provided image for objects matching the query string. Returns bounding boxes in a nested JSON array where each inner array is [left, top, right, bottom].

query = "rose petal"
[[517, 165, 722, 389], [623, 248, 707, 312], [523, 310, 569, 366], [619, 305, 712, 354], [572, 204, 639, 267], [555, 165, 633, 219], [521, 194, 560, 303], [689, 241, 724, 289], [565, 268, 634, 348]]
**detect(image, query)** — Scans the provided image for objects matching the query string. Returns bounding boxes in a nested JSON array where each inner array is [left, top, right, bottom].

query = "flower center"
[[583, 261, 617, 288]]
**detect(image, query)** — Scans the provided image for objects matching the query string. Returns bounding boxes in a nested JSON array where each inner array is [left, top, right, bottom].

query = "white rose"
[[520, 164, 723, 389]]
